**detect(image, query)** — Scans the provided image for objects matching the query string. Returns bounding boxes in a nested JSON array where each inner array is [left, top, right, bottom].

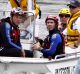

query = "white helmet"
[[10, 7, 26, 17]]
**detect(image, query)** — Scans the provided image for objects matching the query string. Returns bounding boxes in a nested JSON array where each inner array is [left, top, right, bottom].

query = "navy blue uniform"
[[0, 17, 22, 57]]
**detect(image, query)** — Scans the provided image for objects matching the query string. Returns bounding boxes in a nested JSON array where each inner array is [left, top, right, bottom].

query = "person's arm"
[[41, 34, 62, 57], [2, 22, 22, 50]]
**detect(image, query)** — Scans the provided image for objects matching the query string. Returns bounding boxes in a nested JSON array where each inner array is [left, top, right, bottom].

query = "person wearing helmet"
[[0, 7, 26, 57], [58, 8, 71, 32], [7, 0, 40, 17], [65, 0, 80, 53], [32, 15, 65, 59]]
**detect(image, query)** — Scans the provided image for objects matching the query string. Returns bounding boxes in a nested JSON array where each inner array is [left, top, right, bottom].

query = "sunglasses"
[[69, 5, 77, 9], [59, 14, 70, 18]]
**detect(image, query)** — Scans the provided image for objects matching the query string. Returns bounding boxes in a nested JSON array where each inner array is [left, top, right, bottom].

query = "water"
[[37, 0, 70, 39], [0, 0, 70, 39]]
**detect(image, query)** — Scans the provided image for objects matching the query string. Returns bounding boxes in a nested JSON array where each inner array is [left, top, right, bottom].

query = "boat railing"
[[55, 51, 80, 59]]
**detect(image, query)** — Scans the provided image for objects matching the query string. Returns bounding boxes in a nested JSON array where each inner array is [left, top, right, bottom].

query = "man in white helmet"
[[0, 7, 26, 57]]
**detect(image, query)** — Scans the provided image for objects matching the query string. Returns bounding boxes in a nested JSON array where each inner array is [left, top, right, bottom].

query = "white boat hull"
[[0, 52, 80, 74]]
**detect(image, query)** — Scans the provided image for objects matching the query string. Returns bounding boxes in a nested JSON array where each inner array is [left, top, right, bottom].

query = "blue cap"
[[67, 0, 80, 7]]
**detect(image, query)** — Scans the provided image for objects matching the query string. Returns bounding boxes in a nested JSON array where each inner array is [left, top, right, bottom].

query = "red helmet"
[[45, 15, 58, 25]]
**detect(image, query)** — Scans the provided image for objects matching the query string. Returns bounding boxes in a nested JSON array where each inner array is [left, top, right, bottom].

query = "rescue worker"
[[58, 8, 71, 32], [8, 0, 27, 11], [0, 7, 26, 57], [66, 0, 80, 49], [32, 15, 65, 59], [7, 0, 41, 35], [58, 8, 71, 44], [68, 0, 80, 73], [8, 0, 40, 17]]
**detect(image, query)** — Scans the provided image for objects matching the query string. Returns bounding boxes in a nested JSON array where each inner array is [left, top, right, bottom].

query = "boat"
[[0, 0, 80, 74], [0, 52, 80, 74]]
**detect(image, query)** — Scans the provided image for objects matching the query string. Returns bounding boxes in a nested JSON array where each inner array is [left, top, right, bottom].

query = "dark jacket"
[[0, 17, 22, 57], [41, 29, 65, 59]]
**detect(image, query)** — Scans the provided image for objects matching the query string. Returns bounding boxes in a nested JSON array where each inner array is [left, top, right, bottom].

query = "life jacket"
[[11, 27, 20, 43], [66, 11, 80, 46], [42, 29, 65, 59], [9, 0, 28, 11], [0, 17, 20, 46], [42, 35, 50, 49], [35, 4, 40, 16], [9, 0, 39, 16]]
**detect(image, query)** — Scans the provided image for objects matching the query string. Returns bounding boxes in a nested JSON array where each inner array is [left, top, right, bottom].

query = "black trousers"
[[25, 50, 33, 57], [0, 48, 33, 57], [0, 48, 22, 57]]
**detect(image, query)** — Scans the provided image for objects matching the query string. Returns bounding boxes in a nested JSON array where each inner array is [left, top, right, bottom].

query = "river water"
[[36, 0, 70, 39], [0, 0, 70, 39]]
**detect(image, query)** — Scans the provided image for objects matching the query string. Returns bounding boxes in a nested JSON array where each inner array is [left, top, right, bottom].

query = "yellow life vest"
[[9, 0, 27, 11], [9, 0, 39, 16], [35, 4, 40, 16], [66, 11, 80, 46]]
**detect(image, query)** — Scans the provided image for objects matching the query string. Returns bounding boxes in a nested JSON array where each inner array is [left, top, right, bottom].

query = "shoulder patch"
[[52, 34, 57, 39]]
